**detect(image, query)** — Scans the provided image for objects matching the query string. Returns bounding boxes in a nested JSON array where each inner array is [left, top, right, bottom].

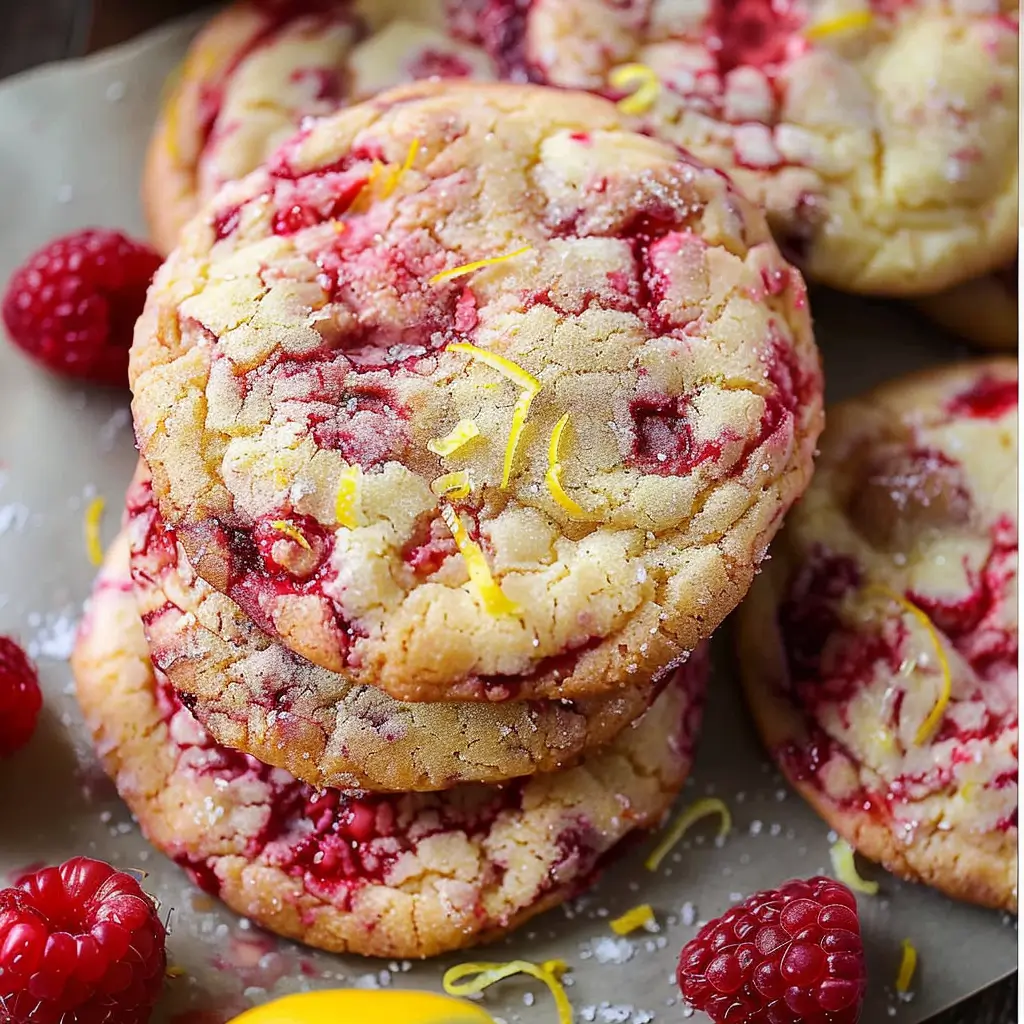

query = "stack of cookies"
[[72, 0, 1018, 966], [73, 80, 823, 957]]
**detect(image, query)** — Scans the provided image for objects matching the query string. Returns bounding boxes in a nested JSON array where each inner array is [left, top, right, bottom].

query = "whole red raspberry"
[[0, 637, 42, 757], [677, 877, 867, 1023], [2, 229, 161, 386], [0, 858, 167, 1024]]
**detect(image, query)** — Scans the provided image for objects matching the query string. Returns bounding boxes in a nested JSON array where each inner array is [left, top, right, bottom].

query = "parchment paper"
[[0, 17, 1016, 1024]]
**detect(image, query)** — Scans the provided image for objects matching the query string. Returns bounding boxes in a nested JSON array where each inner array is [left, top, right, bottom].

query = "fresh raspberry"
[[0, 637, 42, 758], [2, 229, 161, 386], [677, 877, 867, 1023], [0, 858, 167, 1024]]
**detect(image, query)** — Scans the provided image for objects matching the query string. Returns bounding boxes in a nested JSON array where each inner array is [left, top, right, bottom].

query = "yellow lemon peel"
[[609, 63, 661, 115], [447, 342, 541, 394], [440, 505, 522, 618], [380, 137, 420, 198], [428, 419, 481, 457], [645, 797, 731, 871], [165, 965, 187, 979], [84, 496, 106, 567], [429, 245, 532, 285], [503, 389, 536, 488], [804, 9, 874, 40], [443, 960, 573, 1024], [610, 904, 657, 936], [270, 520, 311, 551], [447, 342, 542, 488], [896, 938, 918, 994], [863, 584, 951, 745], [545, 413, 588, 518], [431, 471, 473, 500], [829, 838, 879, 895], [335, 466, 360, 528]]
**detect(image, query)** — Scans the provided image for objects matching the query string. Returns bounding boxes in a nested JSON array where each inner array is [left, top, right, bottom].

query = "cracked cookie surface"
[[915, 260, 1018, 351], [126, 463, 689, 791], [72, 535, 705, 959], [144, 0, 494, 254], [479, 0, 1019, 295], [130, 80, 822, 702], [737, 359, 1018, 911]]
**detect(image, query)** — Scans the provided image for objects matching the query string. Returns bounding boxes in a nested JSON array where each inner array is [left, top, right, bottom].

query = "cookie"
[[129, 80, 823, 703], [126, 464, 687, 791], [915, 260, 1018, 351], [143, 0, 494, 253], [737, 359, 1018, 911], [482, 0, 1019, 295], [72, 537, 706, 959]]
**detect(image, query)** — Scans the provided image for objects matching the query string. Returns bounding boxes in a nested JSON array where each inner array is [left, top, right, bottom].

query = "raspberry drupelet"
[[0, 858, 167, 1024], [677, 877, 867, 1024]]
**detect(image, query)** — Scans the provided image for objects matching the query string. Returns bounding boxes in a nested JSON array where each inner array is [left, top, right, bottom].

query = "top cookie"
[[487, 0, 1019, 295], [130, 80, 822, 703], [144, 0, 495, 254]]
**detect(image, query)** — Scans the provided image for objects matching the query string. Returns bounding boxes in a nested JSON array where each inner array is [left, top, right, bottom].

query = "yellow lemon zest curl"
[[609, 63, 661, 115], [431, 471, 473, 500], [428, 419, 480, 457], [545, 413, 588, 518], [896, 938, 918, 994], [443, 959, 573, 1024], [804, 9, 874, 40], [84, 496, 106, 567], [335, 465, 361, 528], [863, 584, 951, 745], [440, 505, 521, 618], [447, 342, 542, 488], [429, 246, 532, 285], [610, 904, 657, 936], [270, 520, 311, 551], [829, 838, 879, 895], [645, 797, 731, 871]]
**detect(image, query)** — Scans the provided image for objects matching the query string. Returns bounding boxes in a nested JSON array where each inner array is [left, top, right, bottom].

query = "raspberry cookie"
[[915, 260, 1018, 351], [737, 360, 1018, 911], [130, 81, 822, 703], [487, 0, 1019, 295], [144, 0, 494, 253], [126, 466, 685, 791], [73, 538, 705, 959]]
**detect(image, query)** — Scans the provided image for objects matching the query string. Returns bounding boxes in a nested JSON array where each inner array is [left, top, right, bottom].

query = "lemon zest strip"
[[545, 412, 588, 517], [863, 584, 951, 745], [609, 63, 661, 115], [270, 520, 311, 550], [443, 959, 573, 1024], [896, 938, 918, 994], [380, 137, 421, 198], [429, 246, 532, 285], [431, 471, 473, 500], [447, 342, 542, 489], [447, 342, 541, 394], [645, 797, 731, 871], [428, 419, 481, 457], [829, 838, 879, 895], [804, 9, 873, 40], [440, 505, 522, 618], [334, 466, 361, 528], [84, 496, 106, 567], [503, 389, 536, 489], [610, 904, 656, 936], [165, 965, 187, 979]]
